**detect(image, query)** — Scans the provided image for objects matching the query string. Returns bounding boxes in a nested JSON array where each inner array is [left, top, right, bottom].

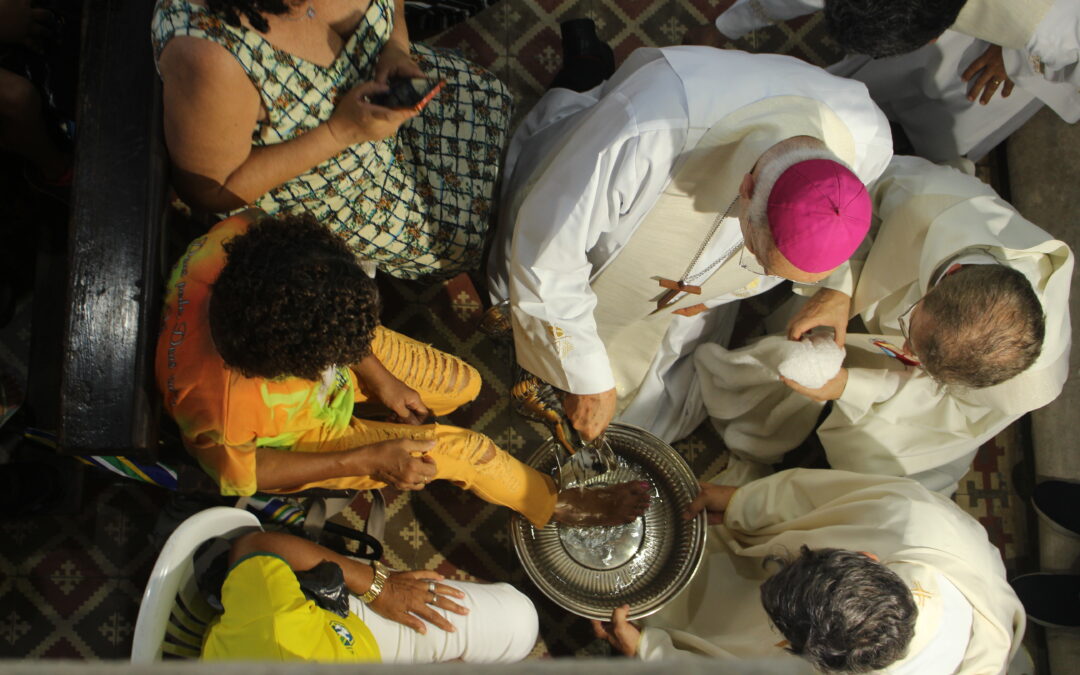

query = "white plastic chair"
[[131, 506, 260, 662]]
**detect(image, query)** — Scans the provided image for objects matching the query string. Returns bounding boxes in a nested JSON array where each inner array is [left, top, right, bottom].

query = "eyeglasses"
[[738, 245, 823, 286], [896, 298, 922, 366], [738, 245, 779, 278]]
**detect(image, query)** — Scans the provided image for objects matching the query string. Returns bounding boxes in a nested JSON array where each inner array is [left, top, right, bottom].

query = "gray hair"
[[919, 265, 1045, 388], [745, 144, 852, 263]]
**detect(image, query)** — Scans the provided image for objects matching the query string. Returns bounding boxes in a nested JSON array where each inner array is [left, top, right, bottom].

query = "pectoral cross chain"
[[651, 195, 740, 314]]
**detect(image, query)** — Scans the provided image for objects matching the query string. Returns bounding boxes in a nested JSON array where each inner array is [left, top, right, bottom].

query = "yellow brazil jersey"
[[202, 553, 380, 662]]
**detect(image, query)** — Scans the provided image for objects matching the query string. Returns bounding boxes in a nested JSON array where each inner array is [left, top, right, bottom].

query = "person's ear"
[[858, 550, 880, 562], [739, 172, 754, 201], [943, 263, 963, 277]]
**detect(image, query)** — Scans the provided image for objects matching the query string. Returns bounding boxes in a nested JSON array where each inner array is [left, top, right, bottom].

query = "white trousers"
[[348, 581, 538, 664]]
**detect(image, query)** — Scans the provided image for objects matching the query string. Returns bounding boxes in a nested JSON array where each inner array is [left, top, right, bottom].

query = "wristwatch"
[[360, 560, 389, 604]]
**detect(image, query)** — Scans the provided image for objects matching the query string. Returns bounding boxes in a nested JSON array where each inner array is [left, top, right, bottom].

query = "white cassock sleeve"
[[722, 468, 920, 532], [822, 366, 1017, 486], [715, 0, 825, 40], [1004, 0, 1080, 121], [508, 94, 687, 395]]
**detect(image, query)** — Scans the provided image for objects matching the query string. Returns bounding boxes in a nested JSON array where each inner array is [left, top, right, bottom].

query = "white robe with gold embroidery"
[[487, 46, 891, 441], [694, 156, 1073, 492], [639, 469, 1025, 675]]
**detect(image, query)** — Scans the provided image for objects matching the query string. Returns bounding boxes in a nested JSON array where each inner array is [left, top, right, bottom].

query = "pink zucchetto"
[[766, 159, 871, 273]]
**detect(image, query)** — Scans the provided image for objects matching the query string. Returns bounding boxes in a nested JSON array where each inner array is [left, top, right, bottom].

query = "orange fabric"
[[280, 417, 557, 528], [154, 216, 557, 525]]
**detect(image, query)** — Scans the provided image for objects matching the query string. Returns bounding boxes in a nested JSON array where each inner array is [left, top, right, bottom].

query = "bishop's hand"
[[787, 288, 851, 346], [684, 482, 737, 525], [563, 388, 617, 442]]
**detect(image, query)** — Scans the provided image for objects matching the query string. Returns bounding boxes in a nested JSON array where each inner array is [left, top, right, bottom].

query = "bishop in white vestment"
[[712, 0, 1080, 160], [695, 156, 1073, 493], [487, 46, 892, 443], [631, 469, 1025, 674]]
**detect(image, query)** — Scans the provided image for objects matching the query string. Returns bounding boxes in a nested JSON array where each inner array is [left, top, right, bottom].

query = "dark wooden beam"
[[60, 0, 169, 457]]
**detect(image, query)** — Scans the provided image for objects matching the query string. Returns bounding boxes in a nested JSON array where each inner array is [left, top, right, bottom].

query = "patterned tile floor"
[[0, 466, 166, 659], [0, 0, 1036, 662]]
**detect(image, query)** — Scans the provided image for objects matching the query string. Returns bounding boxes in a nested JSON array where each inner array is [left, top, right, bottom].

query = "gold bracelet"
[[360, 560, 389, 604]]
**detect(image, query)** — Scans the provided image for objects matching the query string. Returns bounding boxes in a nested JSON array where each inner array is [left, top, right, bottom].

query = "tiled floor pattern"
[[0, 0, 1034, 661], [428, 0, 844, 125], [0, 468, 166, 659]]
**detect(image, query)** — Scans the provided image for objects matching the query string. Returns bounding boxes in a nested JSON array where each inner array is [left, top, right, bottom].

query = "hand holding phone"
[[368, 77, 444, 112], [328, 81, 421, 147]]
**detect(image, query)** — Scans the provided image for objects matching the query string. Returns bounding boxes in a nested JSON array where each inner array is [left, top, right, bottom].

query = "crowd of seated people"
[[136, 0, 1078, 669]]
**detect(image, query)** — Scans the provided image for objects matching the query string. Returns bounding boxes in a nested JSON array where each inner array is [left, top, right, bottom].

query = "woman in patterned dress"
[[152, 0, 512, 280]]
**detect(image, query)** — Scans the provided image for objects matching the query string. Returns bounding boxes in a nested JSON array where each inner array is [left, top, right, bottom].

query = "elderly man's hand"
[[591, 605, 641, 657], [962, 44, 1014, 105], [564, 388, 617, 441], [781, 368, 848, 402], [787, 288, 852, 346], [684, 481, 737, 524]]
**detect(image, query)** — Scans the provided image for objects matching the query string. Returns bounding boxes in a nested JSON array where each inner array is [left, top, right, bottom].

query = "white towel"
[[694, 330, 843, 463], [777, 331, 846, 389]]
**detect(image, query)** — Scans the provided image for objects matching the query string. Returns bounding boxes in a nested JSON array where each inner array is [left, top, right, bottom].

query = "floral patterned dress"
[[152, 0, 512, 280]]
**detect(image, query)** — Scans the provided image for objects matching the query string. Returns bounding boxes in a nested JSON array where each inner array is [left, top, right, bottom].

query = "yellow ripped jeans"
[[276, 327, 557, 528]]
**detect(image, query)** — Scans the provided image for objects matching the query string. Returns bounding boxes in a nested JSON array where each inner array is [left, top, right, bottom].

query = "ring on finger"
[[429, 590, 438, 604], [428, 581, 437, 594]]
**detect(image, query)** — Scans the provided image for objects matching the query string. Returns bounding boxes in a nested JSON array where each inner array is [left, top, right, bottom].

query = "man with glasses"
[[487, 46, 892, 443], [696, 155, 1072, 493]]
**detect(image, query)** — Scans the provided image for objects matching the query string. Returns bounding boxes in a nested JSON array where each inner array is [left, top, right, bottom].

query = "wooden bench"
[[57, 0, 169, 460]]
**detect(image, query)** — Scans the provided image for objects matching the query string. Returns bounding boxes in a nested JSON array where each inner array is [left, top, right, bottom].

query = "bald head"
[[915, 265, 1045, 388]]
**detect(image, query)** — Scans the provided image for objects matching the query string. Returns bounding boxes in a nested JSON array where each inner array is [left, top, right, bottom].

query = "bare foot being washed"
[[552, 481, 651, 527]]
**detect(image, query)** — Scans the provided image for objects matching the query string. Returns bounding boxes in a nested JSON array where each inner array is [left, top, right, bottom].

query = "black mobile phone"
[[368, 77, 445, 111]]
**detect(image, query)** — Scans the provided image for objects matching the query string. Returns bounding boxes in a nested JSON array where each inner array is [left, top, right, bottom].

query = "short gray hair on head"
[[919, 265, 1045, 388], [745, 143, 852, 261]]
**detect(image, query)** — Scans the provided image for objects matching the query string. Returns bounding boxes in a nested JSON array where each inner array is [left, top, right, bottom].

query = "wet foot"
[[552, 481, 651, 527]]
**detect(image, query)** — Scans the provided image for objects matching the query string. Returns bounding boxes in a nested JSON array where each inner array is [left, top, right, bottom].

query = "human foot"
[[552, 481, 651, 527]]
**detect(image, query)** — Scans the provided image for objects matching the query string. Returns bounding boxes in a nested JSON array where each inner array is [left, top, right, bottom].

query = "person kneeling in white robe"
[[694, 156, 1072, 493], [705, 0, 1080, 162], [487, 46, 892, 445], [591, 469, 1024, 674]]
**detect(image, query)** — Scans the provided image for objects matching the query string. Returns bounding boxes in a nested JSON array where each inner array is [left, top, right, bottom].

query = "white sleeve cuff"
[[715, 3, 762, 39], [835, 367, 888, 416], [512, 332, 616, 395], [637, 627, 679, 661]]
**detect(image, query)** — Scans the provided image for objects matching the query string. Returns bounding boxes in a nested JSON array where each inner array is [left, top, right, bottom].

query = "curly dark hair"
[[760, 546, 917, 673], [205, 0, 292, 33], [918, 264, 1045, 388], [824, 0, 968, 58], [209, 213, 380, 380]]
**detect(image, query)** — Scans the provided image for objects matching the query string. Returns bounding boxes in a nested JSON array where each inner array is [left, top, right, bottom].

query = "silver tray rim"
[[510, 422, 707, 621]]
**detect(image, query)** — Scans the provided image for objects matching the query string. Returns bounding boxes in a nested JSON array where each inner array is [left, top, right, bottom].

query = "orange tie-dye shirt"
[[155, 214, 358, 496]]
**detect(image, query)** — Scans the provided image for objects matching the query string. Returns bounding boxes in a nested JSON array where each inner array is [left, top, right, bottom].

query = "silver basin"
[[511, 423, 706, 621]]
